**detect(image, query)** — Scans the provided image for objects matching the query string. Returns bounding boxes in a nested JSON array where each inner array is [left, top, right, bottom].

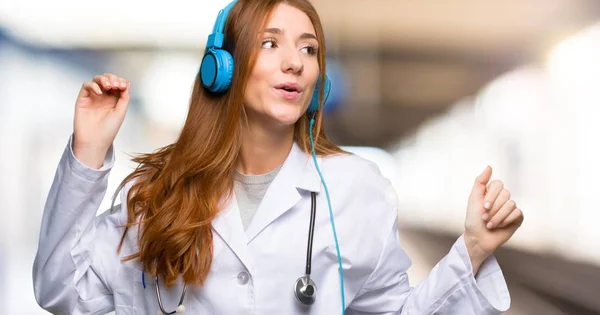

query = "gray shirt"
[[234, 165, 282, 230]]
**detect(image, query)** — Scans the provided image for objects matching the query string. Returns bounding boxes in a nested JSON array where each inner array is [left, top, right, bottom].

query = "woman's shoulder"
[[321, 151, 397, 203], [322, 151, 390, 183]]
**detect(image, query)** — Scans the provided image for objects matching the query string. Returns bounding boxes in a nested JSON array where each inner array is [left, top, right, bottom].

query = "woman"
[[33, 0, 523, 314]]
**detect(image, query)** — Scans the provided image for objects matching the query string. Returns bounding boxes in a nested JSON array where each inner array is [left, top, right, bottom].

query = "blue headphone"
[[199, 0, 331, 113]]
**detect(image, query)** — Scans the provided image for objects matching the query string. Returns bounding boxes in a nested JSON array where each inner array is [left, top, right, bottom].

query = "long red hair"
[[115, 0, 344, 288]]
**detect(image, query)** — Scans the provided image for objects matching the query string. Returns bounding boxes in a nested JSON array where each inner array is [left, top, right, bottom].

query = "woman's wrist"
[[463, 234, 491, 275], [72, 143, 109, 170]]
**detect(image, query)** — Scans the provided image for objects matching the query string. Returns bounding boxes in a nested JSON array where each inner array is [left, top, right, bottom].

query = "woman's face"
[[243, 3, 320, 128]]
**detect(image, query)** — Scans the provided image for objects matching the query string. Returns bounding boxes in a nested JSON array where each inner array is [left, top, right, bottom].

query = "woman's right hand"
[[73, 73, 130, 169]]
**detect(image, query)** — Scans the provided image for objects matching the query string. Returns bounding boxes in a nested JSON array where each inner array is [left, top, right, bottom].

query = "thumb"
[[470, 165, 492, 200], [114, 82, 131, 115]]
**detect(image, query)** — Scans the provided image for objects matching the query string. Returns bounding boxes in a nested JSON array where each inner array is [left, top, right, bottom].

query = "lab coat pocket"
[[131, 269, 189, 315]]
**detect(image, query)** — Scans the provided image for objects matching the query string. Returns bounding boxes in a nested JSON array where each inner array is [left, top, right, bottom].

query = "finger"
[[104, 73, 122, 89], [78, 83, 91, 99], [471, 165, 492, 200], [498, 208, 523, 228], [483, 180, 504, 211], [118, 78, 127, 90], [111, 77, 127, 90], [82, 81, 103, 96], [93, 75, 112, 90], [487, 200, 516, 229], [484, 188, 510, 221], [122, 81, 131, 100], [115, 81, 131, 114]]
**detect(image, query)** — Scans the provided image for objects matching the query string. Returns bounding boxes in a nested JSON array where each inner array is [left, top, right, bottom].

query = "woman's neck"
[[237, 118, 295, 175]]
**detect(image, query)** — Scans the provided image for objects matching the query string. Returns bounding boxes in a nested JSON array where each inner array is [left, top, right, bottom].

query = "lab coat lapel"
[[245, 141, 322, 244], [211, 193, 253, 271]]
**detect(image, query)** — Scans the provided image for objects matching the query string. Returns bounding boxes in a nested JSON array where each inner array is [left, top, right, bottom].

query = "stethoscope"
[[147, 191, 319, 314]]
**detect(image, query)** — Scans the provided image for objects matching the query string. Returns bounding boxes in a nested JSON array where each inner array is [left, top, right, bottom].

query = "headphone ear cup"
[[200, 49, 234, 93], [308, 75, 331, 113]]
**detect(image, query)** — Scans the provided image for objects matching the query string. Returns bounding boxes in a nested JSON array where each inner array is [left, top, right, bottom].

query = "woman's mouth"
[[274, 83, 302, 101]]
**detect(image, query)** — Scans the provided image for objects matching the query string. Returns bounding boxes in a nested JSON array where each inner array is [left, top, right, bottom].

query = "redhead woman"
[[33, 0, 523, 314]]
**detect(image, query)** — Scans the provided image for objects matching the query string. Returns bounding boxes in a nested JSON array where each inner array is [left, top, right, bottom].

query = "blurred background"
[[1, 0, 599, 314]]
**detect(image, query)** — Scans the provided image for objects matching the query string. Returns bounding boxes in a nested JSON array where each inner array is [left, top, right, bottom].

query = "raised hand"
[[464, 166, 524, 273], [73, 73, 130, 169]]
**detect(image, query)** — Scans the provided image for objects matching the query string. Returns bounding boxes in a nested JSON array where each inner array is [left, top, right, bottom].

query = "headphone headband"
[[206, 1, 238, 50]]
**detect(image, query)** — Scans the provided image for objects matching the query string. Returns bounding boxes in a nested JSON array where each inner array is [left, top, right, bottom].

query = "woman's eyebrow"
[[263, 27, 283, 35], [262, 28, 317, 40]]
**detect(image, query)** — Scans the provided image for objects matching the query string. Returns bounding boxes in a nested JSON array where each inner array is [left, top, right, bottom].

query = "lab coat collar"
[[245, 141, 322, 241], [211, 192, 253, 271], [212, 141, 322, 271], [289, 140, 323, 194]]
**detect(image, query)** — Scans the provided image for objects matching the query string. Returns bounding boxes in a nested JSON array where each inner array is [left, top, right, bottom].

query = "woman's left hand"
[[464, 166, 524, 272]]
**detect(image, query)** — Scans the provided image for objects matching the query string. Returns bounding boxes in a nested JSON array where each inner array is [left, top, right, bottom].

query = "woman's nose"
[[281, 49, 304, 75]]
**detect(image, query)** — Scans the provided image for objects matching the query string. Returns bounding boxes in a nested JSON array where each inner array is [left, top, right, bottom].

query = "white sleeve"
[[32, 135, 124, 315], [347, 199, 511, 314]]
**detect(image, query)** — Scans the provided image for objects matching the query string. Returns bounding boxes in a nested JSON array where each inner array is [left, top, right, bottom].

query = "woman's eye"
[[301, 45, 318, 55], [261, 39, 276, 49]]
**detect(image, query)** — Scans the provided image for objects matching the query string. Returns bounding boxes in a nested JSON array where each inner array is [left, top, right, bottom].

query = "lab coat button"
[[237, 271, 250, 285]]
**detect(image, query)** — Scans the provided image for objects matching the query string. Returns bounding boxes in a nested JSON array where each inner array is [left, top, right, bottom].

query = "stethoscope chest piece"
[[294, 275, 317, 305]]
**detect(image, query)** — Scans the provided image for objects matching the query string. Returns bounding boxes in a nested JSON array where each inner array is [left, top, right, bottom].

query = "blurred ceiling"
[[315, 0, 600, 56], [2, 0, 599, 146], [310, 0, 600, 146]]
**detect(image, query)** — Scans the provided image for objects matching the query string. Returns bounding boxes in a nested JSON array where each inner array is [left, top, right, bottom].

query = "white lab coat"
[[33, 136, 511, 315]]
